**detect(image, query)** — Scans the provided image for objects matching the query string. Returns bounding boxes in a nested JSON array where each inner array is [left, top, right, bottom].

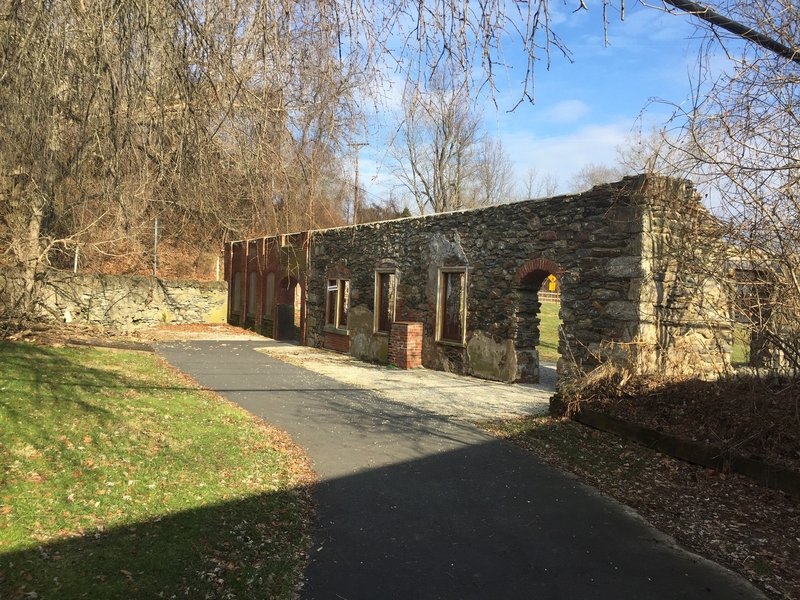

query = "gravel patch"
[[254, 343, 554, 421]]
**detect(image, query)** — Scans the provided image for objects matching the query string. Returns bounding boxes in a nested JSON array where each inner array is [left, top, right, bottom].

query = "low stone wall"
[[2, 270, 227, 330]]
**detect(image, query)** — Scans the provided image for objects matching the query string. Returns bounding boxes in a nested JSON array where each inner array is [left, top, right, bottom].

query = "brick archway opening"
[[514, 258, 563, 383]]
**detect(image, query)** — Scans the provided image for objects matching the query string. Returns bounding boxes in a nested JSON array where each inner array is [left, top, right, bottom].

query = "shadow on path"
[[156, 340, 764, 600]]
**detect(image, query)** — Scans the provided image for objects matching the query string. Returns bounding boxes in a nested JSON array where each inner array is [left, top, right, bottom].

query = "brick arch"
[[513, 257, 564, 384], [516, 258, 563, 285], [276, 275, 299, 300]]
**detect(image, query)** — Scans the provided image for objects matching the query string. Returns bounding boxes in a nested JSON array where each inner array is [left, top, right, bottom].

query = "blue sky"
[[357, 3, 712, 205]]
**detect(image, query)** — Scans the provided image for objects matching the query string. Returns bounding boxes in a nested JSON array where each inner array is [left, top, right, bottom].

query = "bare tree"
[[391, 81, 481, 214], [616, 127, 675, 175], [0, 0, 364, 311], [568, 163, 625, 193], [391, 79, 516, 213], [468, 137, 517, 206], [650, 1, 800, 370], [519, 167, 559, 200]]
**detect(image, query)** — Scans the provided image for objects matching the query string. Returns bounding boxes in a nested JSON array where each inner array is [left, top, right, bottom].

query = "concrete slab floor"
[[253, 341, 554, 421]]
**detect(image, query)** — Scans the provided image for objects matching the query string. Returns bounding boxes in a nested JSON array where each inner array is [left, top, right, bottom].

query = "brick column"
[[389, 322, 423, 369]]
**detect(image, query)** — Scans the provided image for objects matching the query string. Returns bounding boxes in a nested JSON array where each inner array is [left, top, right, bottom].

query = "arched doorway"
[[275, 276, 301, 341], [244, 269, 260, 330], [261, 271, 276, 336], [515, 258, 563, 384]]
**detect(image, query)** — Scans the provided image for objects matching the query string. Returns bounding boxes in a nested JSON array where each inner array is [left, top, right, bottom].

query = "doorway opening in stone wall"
[[275, 277, 302, 342], [514, 258, 563, 387]]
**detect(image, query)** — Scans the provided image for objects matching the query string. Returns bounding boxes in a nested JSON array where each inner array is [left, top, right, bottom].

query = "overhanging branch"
[[663, 0, 800, 64]]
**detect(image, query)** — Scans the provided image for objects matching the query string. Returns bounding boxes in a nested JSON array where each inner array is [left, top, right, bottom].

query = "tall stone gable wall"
[[638, 178, 733, 377], [228, 175, 732, 384]]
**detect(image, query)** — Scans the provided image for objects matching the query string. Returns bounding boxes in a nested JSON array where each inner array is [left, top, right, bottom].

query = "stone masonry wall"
[[2, 270, 228, 330], [304, 177, 664, 382], [637, 178, 732, 377], [228, 175, 732, 385]]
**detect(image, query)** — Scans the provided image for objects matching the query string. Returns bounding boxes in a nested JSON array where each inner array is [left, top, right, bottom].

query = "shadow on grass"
[[2, 439, 764, 600], [0, 489, 308, 600], [0, 341, 124, 417]]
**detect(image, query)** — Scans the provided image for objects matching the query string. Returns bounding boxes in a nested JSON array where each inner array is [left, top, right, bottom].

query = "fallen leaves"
[[482, 416, 800, 600]]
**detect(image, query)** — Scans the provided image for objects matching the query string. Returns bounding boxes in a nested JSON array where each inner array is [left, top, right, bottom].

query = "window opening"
[[326, 279, 350, 330], [375, 271, 397, 333], [438, 269, 466, 343]]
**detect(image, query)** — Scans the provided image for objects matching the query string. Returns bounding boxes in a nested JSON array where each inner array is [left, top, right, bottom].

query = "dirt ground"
[[587, 377, 800, 473]]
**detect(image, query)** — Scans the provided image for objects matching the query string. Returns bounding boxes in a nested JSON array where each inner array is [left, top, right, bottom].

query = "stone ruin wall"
[[638, 178, 733, 378], [227, 175, 732, 385], [302, 176, 731, 383]]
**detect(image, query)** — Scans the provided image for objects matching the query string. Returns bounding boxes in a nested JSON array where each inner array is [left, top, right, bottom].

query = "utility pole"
[[349, 142, 368, 225], [153, 217, 159, 278]]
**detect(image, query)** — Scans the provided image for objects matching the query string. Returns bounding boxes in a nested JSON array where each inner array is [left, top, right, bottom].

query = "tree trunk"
[[1, 170, 46, 317]]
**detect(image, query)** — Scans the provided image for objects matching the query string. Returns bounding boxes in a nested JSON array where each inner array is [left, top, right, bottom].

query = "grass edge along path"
[[0, 340, 314, 600], [479, 415, 799, 600]]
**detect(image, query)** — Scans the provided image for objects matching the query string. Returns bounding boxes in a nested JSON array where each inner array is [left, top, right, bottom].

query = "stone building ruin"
[[224, 175, 733, 386]]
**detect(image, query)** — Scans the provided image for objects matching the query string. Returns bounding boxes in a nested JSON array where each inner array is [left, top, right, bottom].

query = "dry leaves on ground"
[[481, 416, 800, 599]]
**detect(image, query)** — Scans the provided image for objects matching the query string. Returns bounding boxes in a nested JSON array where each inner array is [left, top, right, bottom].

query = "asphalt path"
[[157, 340, 763, 600]]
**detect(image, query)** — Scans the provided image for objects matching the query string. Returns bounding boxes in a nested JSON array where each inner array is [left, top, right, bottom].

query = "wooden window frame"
[[325, 278, 350, 332], [374, 270, 397, 334], [436, 267, 468, 346]]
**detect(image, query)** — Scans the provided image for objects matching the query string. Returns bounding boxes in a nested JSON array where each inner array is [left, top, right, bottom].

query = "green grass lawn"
[[732, 323, 750, 366], [537, 302, 561, 363], [537, 303, 750, 367], [0, 341, 311, 599]]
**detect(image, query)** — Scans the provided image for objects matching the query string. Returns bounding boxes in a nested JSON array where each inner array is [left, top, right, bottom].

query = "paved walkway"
[[157, 339, 763, 600]]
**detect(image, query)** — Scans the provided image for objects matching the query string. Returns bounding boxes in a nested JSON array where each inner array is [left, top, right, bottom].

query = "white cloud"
[[545, 99, 591, 123], [503, 121, 631, 193]]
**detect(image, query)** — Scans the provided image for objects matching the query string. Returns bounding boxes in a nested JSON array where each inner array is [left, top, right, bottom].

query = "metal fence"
[[538, 291, 561, 304]]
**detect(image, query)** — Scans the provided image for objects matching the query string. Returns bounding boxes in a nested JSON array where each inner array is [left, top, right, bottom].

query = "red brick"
[[324, 331, 350, 353], [389, 322, 423, 369]]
